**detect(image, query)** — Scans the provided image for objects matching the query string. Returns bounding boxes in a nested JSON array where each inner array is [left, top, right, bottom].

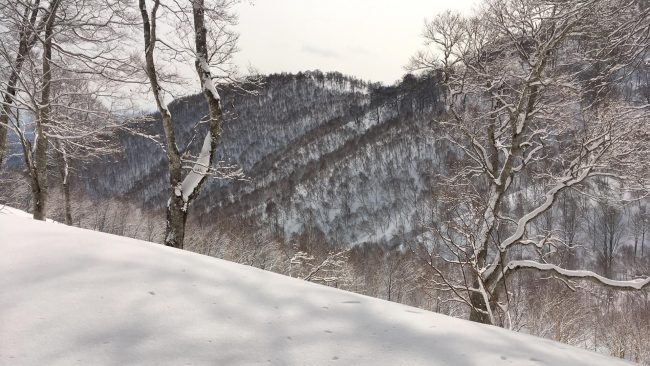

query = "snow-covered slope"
[[0, 205, 33, 218], [0, 211, 636, 366]]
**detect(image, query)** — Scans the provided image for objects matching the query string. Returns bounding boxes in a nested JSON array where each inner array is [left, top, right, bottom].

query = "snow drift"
[[0, 208, 637, 366]]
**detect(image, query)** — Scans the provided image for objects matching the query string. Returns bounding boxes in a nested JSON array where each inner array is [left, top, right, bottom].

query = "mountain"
[[87, 71, 447, 247], [0, 207, 635, 366]]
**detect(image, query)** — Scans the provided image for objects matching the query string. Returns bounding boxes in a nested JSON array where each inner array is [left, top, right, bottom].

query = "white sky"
[[234, 0, 479, 84]]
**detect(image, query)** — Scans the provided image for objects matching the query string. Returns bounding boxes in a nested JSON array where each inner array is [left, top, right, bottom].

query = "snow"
[[180, 132, 212, 203], [0, 205, 33, 218], [154, 90, 167, 112], [507, 260, 650, 290], [0, 205, 55, 222], [0, 211, 638, 366], [198, 57, 220, 101]]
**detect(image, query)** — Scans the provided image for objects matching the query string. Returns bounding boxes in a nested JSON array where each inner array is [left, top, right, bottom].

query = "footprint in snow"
[[341, 301, 361, 304]]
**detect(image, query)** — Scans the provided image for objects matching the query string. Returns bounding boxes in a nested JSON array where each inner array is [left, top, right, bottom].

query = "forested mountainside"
[[88, 71, 446, 247]]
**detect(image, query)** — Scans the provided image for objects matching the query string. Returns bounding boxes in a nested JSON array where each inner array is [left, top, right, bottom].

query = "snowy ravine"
[[0, 209, 637, 366]]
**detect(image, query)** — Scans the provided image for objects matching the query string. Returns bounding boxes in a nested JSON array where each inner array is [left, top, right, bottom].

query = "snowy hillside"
[[0, 209, 637, 366]]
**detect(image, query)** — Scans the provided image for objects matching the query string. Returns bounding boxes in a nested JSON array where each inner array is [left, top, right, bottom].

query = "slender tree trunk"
[[55, 143, 72, 225], [607, 234, 615, 278], [387, 273, 392, 301], [160, 101, 183, 247], [0, 88, 17, 168], [192, 0, 225, 193], [31, 127, 48, 221], [32, 103, 49, 221], [31, 0, 61, 221], [62, 175, 71, 225], [31, 109, 48, 221], [138, 0, 185, 248]]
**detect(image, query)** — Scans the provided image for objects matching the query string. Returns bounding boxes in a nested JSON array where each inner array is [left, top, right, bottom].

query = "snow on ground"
[[0, 205, 55, 222], [0, 205, 33, 218], [0, 210, 637, 366]]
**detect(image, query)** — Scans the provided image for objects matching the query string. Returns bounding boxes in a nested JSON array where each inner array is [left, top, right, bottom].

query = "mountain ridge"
[[88, 70, 444, 247]]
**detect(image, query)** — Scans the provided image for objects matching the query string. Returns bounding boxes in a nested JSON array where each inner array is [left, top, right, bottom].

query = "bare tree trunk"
[[62, 175, 71, 225], [160, 104, 184, 247], [641, 210, 647, 258], [138, 0, 186, 247], [32, 80, 50, 221], [469, 280, 492, 324], [166, 193, 187, 247], [191, 0, 225, 197], [31, 0, 61, 220], [31, 121, 48, 221], [55, 142, 72, 225], [469, 295, 490, 324]]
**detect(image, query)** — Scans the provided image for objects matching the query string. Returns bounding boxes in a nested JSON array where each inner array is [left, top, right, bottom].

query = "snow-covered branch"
[[506, 260, 650, 290]]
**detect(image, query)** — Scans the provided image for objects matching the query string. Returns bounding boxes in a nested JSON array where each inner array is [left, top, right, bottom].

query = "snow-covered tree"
[[411, 0, 650, 325], [0, 0, 43, 168], [8, 0, 63, 220], [2, 0, 135, 220], [138, 0, 242, 248]]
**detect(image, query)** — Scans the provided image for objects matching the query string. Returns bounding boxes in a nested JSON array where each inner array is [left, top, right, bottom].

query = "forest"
[[1, 0, 649, 364]]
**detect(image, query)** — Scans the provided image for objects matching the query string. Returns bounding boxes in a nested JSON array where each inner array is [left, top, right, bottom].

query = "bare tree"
[[5, 0, 63, 220], [291, 249, 351, 287], [596, 201, 625, 277], [0, 0, 133, 167], [631, 203, 648, 259], [4, 0, 135, 220], [411, 0, 650, 325], [47, 72, 123, 225], [0, 0, 44, 168], [138, 0, 240, 248]]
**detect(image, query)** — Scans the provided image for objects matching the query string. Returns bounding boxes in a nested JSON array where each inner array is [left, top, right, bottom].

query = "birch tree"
[[138, 0, 239, 248], [411, 0, 650, 325]]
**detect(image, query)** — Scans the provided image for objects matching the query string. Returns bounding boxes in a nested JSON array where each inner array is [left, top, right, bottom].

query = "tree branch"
[[506, 260, 650, 290]]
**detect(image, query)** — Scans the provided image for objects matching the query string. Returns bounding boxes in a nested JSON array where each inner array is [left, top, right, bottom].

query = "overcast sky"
[[234, 0, 479, 85]]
